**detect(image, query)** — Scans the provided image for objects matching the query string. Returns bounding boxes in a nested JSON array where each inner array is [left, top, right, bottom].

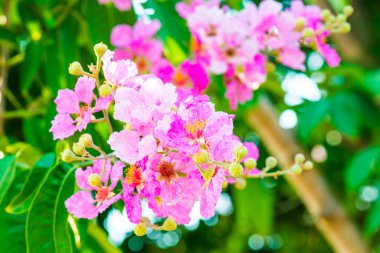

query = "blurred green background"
[[0, 0, 379, 252]]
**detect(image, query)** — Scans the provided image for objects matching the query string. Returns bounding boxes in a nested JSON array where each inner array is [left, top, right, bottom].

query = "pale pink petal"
[[111, 24, 133, 48], [74, 76, 96, 105], [200, 169, 225, 218], [65, 191, 98, 219], [108, 130, 140, 164], [50, 114, 76, 140], [55, 89, 79, 114], [75, 167, 93, 190]]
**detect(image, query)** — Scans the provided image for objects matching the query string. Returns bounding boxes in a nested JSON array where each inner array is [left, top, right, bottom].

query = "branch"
[[244, 97, 368, 253]]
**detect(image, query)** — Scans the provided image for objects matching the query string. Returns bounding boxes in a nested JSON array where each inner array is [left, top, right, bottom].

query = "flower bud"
[[302, 28, 314, 38], [61, 149, 78, 163], [234, 145, 248, 161], [295, 17, 306, 30], [193, 149, 209, 164], [295, 153, 305, 164], [228, 163, 244, 177], [340, 22, 351, 33], [321, 9, 331, 20], [337, 14, 346, 23], [244, 158, 257, 171], [161, 217, 177, 231], [343, 5, 354, 17], [266, 62, 276, 73], [73, 142, 85, 156], [265, 156, 277, 169], [304, 161, 314, 170], [234, 178, 247, 190], [125, 122, 132, 131], [291, 164, 303, 175], [99, 84, 113, 97], [68, 61, 85, 76], [134, 223, 147, 236], [88, 173, 102, 187], [79, 134, 94, 148], [94, 42, 108, 59]]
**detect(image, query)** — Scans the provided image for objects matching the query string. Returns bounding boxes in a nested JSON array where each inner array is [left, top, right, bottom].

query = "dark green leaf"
[[6, 153, 56, 214], [26, 163, 76, 253], [0, 27, 18, 48], [0, 156, 17, 207], [330, 92, 363, 137], [345, 146, 380, 191], [20, 40, 42, 95], [365, 182, 380, 235], [297, 99, 330, 141]]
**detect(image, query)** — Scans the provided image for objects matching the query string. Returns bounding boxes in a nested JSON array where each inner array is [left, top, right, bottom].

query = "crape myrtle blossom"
[[177, 0, 352, 109], [57, 45, 313, 235]]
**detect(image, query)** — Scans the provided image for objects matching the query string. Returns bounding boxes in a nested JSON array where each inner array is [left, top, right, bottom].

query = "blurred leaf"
[[0, 27, 18, 48], [86, 222, 123, 253], [365, 182, 380, 235], [20, 40, 42, 95], [6, 153, 56, 214], [345, 146, 380, 191], [26, 163, 75, 253], [297, 99, 330, 141], [0, 169, 29, 252], [364, 70, 380, 96], [164, 36, 187, 65], [5, 142, 41, 167], [0, 156, 17, 207], [330, 92, 363, 137], [233, 180, 275, 234]]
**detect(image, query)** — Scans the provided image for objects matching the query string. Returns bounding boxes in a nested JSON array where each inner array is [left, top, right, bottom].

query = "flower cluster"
[[176, 0, 353, 109], [53, 44, 312, 234]]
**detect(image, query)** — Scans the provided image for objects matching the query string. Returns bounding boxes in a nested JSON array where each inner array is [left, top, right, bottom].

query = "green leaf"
[[0, 27, 18, 48], [26, 163, 76, 253], [330, 92, 363, 137], [0, 156, 17, 207], [6, 154, 56, 214], [297, 99, 330, 141], [20, 40, 42, 95], [365, 182, 380, 235], [364, 69, 380, 96], [0, 169, 29, 252], [345, 146, 380, 191], [233, 180, 275, 234]]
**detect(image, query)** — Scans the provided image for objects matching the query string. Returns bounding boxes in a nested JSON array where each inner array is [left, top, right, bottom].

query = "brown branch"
[[244, 97, 369, 253]]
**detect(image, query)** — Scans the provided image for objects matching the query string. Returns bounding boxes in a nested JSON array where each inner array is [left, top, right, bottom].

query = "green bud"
[[234, 178, 247, 190], [295, 17, 306, 30], [321, 9, 331, 21], [68, 61, 85, 76], [134, 223, 147, 236], [88, 173, 102, 187], [295, 153, 305, 164], [61, 149, 78, 163], [343, 5, 354, 17], [304, 161, 314, 170], [193, 149, 209, 164], [79, 134, 94, 148], [302, 28, 314, 38], [340, 22, 351, 33], [73, 142, 85, 156], [99, 84, 113, 98], [291, 164, 303, 175], [244, 158, 257, 170], [94, 42, 108, 59], [265, 156, 278, 169], [161, 217, 177, 231], [233, 145, 248, 161], [228, 163, 244, 177], [337, 14, 346, 23]]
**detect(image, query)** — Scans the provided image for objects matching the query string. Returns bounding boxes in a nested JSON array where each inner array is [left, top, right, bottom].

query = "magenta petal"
[[65, 191, 98, 219], [55, 89, 80, 114], [75, 167, 93, 190], [50, 114, 76, 140], [74, 76, 96, 105], [124, 194, 142, 224], [200, 169, 225, 218]]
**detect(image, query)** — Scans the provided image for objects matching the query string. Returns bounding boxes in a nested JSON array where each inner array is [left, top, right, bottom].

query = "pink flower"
[[176, 0, 221, 18], [65, 160, 124, 219], [108, 130, 157, 164], [98, 0, 131, 11], [110, 20, 173, 79], [50, 76, 96, 140], [172, 60, 210, 94], [102, 50, 138, 86], [200, 168, 225, 218]]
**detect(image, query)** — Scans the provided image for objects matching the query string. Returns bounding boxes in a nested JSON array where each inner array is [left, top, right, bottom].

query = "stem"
[[0, 108, 45, 119], [94, 74, 113, 134], [244, 96, 368, 253]]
